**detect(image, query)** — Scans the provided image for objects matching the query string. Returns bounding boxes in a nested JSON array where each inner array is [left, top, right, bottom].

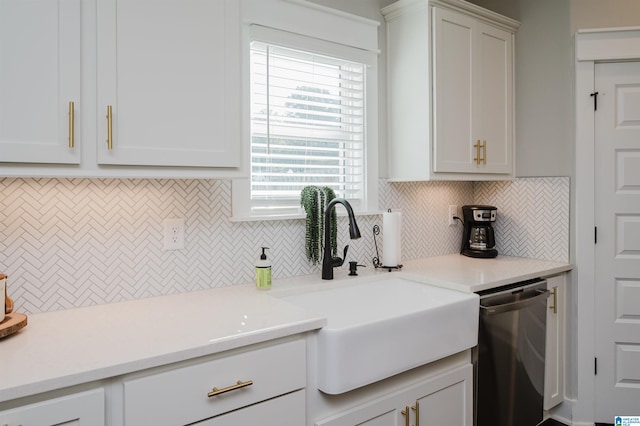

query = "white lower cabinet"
[[122, 339, 306, 425], [544, 273, 566, 410], [315, 363, 472, 426], [197, 390, 305, 425], [0, 388, 104, 426]]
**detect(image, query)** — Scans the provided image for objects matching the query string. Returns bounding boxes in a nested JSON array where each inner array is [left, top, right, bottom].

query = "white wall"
[[514, 0, 573, 178]]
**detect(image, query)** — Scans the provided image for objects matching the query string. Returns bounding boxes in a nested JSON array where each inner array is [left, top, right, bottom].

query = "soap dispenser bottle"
[[255, 247, 272, 290]]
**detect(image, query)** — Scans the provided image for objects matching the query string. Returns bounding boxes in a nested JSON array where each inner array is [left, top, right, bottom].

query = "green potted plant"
[[300, 186, 337, 265]]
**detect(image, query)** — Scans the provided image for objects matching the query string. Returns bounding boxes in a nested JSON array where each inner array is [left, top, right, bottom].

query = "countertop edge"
[[0, 317, 325, 403]]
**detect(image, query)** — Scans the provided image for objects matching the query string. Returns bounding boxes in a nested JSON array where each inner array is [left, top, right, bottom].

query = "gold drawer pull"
[[401, 406, 410, 426], [474, 140, 487, 165], [482, 140, 487, 164], [106, 105, 113, 150], [474, 140, 481, 164], [549, 286, 558, 314], [68, 101, 75, 148], [207, 379, 253, 398], [412, 401, 420, 426]]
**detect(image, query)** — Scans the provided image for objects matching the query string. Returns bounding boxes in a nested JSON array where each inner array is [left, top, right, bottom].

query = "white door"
[[594, 61, 640, 422], [96, 0, 240, 167], [0, 0, 81, 164], [475, 21, 512, 174]]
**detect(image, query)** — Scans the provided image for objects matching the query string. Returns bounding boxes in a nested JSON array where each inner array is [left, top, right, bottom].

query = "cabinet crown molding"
[[430, 0, 519, 31]]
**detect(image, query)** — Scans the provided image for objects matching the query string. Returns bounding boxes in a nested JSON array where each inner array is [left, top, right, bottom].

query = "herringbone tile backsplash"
[[0, 177, 568, 314], [474, 178, 570, 263]]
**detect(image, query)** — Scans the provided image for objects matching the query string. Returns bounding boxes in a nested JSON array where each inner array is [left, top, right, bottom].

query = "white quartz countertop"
[[0, 284, 325, 403], [0, 254, 571, 404], [398, 254, 573, 293]]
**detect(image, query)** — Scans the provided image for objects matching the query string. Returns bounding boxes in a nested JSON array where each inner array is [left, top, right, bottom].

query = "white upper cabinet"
[[383, 0, 518, 181], [1, 0, 243, 177], [96, 0, 240, 168], [0, 0, 81, 164], [433, 6, 513, 174]]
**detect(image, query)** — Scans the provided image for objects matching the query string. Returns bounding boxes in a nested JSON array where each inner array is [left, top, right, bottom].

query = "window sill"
[[229, 210, 383, 223]]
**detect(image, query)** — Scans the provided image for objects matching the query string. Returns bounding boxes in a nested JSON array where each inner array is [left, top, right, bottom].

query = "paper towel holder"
[[372, 223, 403, 272]]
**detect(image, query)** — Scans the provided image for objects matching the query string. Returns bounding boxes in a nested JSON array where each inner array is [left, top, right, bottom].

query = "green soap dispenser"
[[255, 247, 272, 290]]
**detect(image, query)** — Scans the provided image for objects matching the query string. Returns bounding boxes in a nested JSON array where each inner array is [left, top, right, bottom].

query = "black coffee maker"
[[460, 205, 498, 258]]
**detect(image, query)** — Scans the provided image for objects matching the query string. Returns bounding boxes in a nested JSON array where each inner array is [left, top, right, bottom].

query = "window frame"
[[232, 24, 379, 221]]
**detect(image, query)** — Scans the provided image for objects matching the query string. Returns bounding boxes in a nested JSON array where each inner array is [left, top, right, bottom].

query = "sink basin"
[[281, 276, 479, 394]]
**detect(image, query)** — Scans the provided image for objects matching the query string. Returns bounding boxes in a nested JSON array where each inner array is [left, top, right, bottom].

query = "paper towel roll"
[[383, 210, 402, 267]]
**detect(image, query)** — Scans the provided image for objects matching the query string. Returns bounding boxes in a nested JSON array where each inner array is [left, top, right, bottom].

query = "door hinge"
[[595, 226, 598, 244], [595, 357, 598, 375], [590, 91, 599, 111]]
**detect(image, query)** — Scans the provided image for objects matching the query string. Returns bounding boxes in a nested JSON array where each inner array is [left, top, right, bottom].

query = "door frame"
[[575, 27, 640, 425]]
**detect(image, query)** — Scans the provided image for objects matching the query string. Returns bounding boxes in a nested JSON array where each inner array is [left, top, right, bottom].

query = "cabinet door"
[[544, 274, 565, 409], [0, 0, 81, 164], [475, 21, 512, 174], [0, 388, 104, 425], [197, 390, 304, 426], [96, 0, 240, 168], [432, 6, 475, 174], [416, 363, 473, 426], [316, 363, 473, 426], [315, 387, 406, 426]]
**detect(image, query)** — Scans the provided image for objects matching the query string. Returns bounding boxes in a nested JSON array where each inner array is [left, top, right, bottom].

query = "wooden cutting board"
[[0, 313, 27, 339]]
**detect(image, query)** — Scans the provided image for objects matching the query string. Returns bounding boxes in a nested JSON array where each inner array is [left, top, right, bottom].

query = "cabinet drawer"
[[197, 389, 305, 425], [0, 388, 104, 425], [123, 339, 306, 426]]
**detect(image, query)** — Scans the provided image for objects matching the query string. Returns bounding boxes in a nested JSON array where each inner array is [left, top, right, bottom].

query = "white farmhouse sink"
[[281, 276, 479, 394]]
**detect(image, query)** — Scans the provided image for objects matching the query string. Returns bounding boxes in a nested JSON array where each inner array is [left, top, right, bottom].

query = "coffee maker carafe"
[[460, 205, 498, 258]]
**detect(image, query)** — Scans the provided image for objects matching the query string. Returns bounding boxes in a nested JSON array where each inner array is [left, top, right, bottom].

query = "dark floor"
[[540, 419, 568, 426]]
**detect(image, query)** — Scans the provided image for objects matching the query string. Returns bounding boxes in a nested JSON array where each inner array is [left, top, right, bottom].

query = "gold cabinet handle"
[[412, 401, 420, 426], [207, 379, 253, 398], [401, 406, 410, 426], [106, 105, 113, 150], [482, 140, 487, 164], [68, 101, 75, 148], [474, 140, 481, 164], [549, 286, 558, 314]]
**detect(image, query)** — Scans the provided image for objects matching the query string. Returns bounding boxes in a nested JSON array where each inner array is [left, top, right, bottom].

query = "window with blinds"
[[249, 41, 366, 216]]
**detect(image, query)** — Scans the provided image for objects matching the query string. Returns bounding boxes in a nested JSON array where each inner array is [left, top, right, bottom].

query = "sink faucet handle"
[[331, 245, 349, 267], [341, 245, 349, 265]]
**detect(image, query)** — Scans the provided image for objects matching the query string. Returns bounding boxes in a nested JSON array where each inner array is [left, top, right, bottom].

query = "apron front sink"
[[281, 276, 479, 394]]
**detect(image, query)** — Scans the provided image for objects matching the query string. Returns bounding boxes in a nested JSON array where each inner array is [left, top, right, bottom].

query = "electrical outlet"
[[163, 218, 185, 250], [448, 205, 458, 226]]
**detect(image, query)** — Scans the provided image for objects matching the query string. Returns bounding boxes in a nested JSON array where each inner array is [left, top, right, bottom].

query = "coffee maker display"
[[460, 205, 498, 258]]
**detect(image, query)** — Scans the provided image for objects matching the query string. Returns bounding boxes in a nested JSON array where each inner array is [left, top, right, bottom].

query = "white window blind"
[[249, 41, 366, 216]]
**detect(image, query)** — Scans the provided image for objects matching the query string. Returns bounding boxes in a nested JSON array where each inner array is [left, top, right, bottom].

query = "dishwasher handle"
[[480, 289, 550, 316]]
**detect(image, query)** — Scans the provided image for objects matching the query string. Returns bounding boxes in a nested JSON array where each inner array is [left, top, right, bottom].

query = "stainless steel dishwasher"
[[474, 279, 549, 426]]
